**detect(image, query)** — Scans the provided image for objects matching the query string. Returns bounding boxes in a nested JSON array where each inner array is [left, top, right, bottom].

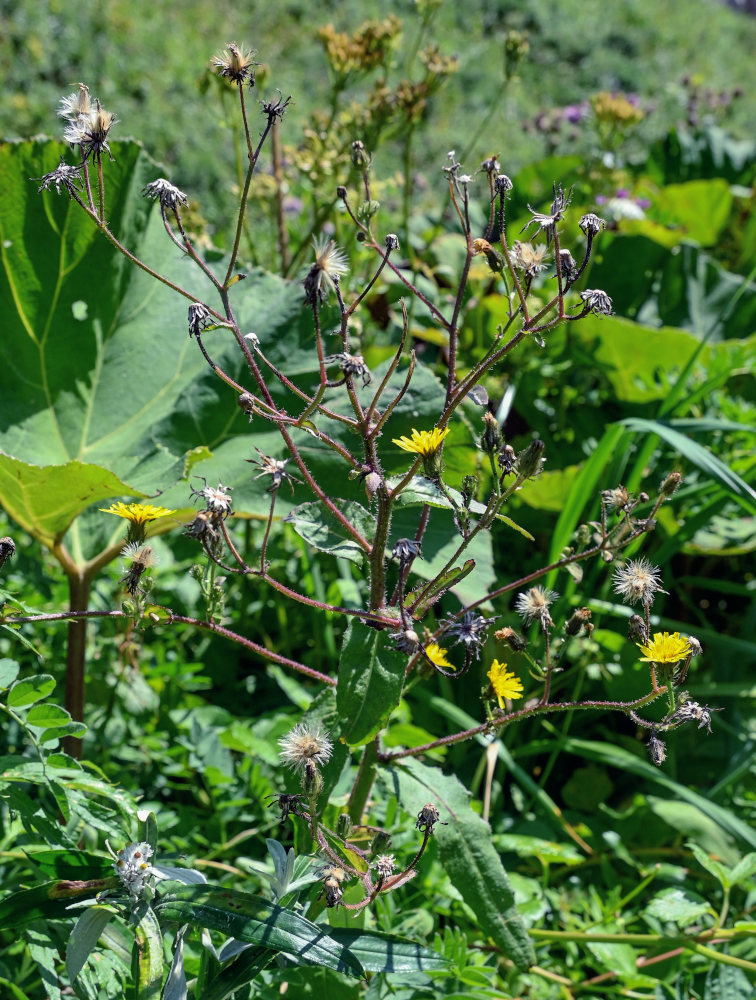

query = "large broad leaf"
[[0, 141, 344, 554], [153, 885, 364, 978], [384, 758, 535, 971], [0, 878, 119, 930], [285, 500, 374, 565], [336, 621, 406, 747]]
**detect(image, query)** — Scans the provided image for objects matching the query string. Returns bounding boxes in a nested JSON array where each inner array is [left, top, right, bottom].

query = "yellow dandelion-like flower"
[[637, 631, 691, 665], [425, 643, 454, 671], [392, 426, 450, 458], [487, 659, 524, 708], [99, 502, 176, 526]]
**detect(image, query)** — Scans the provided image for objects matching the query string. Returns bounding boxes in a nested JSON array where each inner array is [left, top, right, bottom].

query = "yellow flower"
[[637, 631, 691, 665], [99, 502, 176, 526], [392, 426, 450, 458], [487, 659, 524, 708], [425, 643, 454, 671]]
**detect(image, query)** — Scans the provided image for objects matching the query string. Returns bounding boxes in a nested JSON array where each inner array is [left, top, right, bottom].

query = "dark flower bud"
[[392, 538, 422, 563], [565, 607, 592, 636], [385, 233, 400, 252], [628, 614, 647, 644], [238, 392, 255, 419], [579, 213, 606, 237], [0, 537, 16, 571], [416, 803, 445, 834], [336, 185, 348, 200], [370, 830, 392, 855], [646, 727, 667, 766], [498, 444, 516, 476], [494, 173, 513, 196]]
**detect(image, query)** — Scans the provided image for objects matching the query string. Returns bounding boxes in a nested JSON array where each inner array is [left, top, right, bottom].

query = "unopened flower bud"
[[517, 439, 545, 479], [565, 607, 592, 636], [660, 472, 683, 499], [303, 759, 324, 797], [480, 412, 502, 454], [238, 392, 255, 417], [370, 830, 392, 856], [494, 626, 527, 651], [498, 444, 516, 476], [461, 475, 478, 509], [351, 140, 371, 169], [628, 614, 647, 644], [336, 185, 348, 200]]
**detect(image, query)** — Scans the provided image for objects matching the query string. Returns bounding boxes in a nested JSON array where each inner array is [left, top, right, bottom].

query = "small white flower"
[[278, 722, 333, 774], [612, 558, 666, 607], [111, 841, 157, 899], [515, 586, 558, 627]]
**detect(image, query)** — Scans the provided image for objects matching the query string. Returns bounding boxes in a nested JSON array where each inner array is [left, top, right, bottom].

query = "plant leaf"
[[66, 905, 118, 984], [336, 621, 406, 747], [154, 885, 364, 978], [385, 758, 535, 971]]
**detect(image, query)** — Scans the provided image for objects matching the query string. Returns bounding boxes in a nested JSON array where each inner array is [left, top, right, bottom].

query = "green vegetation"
[[0, 2, 755, 997]]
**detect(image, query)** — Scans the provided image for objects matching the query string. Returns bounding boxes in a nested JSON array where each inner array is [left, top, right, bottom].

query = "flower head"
[[249, 449, 298, 493], [613, 558, 666, 607], [521, 182, 573, 245], [100, 502, 175, 526], [442, 611, 496, 660], [515, 586, 558, 627], [190, 480, 233, 516], [142, 178, 188, 210], [637, 631, 692, 665], [211, 42, 257, 86], [63, 99, 117, 161], [511, 240, 550, 277], [58, 83, 91, 122], [392, 426, 449, 458], [111, 841, 157, 899], [373, 854, 396, 880], [278, 722, 333, 775], [35, 158, 83, 198], [303, 235, 348, 304], [424, 643, 454, 671], [487, 659, 524, 708], [579, 289, 613, 316]]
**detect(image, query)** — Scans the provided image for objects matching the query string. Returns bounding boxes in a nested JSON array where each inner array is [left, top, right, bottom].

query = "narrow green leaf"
[[387, 759, 535, 971], [7, 673, 55, 707], [0, 878, 119, 929], [391, 476, 534, 539], [22, 848, 113, 880], [336, 621, 406, 747], [162, 927, 188, 1000], [406, 559, 475, 617], [326, 928, 450, 973], [154, 885, 364, 979], [67, 905, 117, 984], [132, 904, 164, 1000], [621, 418, 756, 511], [200, 947, 270, 1000], [565, 739, 756, 850], [284, 500, 374, 564]]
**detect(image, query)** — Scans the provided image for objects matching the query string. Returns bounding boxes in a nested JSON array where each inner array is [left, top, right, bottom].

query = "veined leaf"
[[385, 758, 535, 970], [154, 885, 364, 978], [336, 621, 406, 747]]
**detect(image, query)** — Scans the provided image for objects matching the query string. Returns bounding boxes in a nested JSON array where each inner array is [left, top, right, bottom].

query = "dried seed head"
[[391, 628, 420, 655], [579, 213, 606, 237], [646, 727, 667, 766], [142, 178, 188, 210], [602, 485, 632, 513], [443, 611, 496, 659], [612, 558, 666, 608], [565, 607, 592, 636], [511, 241, 550, 277], [385, 233, 400, 252], [35, 158, 83, 198], [374, 854, 396, 880], [211, 42, 257, 86], [579, 289, 613, 316], [303, 235, 348, 304], [515, 586, 558, 628], [278, 722, 333, 774], [416, 803, 444, 834]]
